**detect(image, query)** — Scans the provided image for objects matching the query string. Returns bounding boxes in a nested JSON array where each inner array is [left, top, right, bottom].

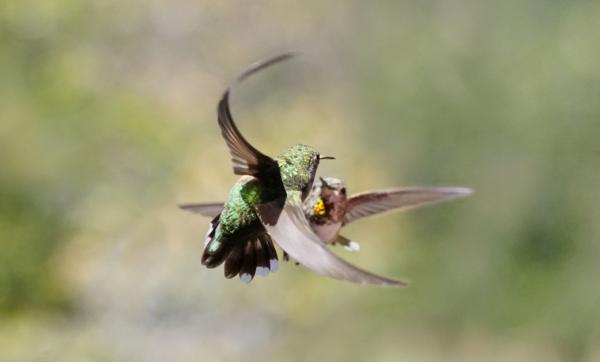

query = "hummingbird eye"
[[340, 187, 346, 195]]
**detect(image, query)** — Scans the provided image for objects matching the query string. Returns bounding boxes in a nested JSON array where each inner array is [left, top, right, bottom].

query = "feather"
[[344, 187, 473, 225], [264, 191, 408, 287]]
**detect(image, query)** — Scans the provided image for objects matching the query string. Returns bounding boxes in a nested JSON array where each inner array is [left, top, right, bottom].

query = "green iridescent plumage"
[[201, 130, 322, 282], [207, 145, 319, 254], [277, 144, 320, 197], [216, 178, 269, 239]]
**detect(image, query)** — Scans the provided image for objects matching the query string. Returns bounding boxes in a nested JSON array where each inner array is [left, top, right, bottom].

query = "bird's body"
[[213, 142, 320, 248], [304, 177, 347, 244], [209, 176, 267, 250], [312, 222, 343, 245], [202, 143, 321, 281]]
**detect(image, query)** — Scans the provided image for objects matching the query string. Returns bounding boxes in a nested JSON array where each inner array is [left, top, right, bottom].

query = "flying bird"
[[303, 177, 472, 251], [193, 53, 407, 287]]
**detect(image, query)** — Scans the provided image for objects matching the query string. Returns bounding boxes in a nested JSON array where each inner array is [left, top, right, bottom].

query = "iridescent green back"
[[213, 144, 320, 248], [215, 177, 267, 240]]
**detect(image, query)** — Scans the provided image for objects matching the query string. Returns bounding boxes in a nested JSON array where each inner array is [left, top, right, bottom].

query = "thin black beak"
[[319, 156, 335, 160]]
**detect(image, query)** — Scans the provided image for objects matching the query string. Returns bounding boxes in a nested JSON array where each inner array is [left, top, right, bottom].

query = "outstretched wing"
[[218, 53, 297, 179], [263, 192, 408, 287], [343, 187, 472, 225], [179, 202, 224, 217]]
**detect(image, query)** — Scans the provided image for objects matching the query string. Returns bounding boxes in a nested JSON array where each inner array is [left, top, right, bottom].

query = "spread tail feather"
[[201, 215, 225, 268], [202, 230, 279, 282], [238, 235, 279, 282]]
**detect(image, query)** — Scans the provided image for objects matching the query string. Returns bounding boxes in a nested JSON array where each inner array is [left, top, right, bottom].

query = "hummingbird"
[[181, 177, 472, 253], [303, 177, 472, 251], [192, 53, 407, 287]]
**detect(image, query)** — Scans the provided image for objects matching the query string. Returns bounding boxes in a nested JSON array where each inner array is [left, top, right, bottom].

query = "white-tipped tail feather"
[[240, 273, 252, 283], [255, 267, 270, 277], [344, 241, 360, 252], [269, 259, 279, 272]]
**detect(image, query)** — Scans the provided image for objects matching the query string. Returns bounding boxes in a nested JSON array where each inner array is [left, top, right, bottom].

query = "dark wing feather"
[[343, 187, 473, 225], [264, 192, 408, 287], [179, 202, 224, 217], [218, 53, 296, 178]]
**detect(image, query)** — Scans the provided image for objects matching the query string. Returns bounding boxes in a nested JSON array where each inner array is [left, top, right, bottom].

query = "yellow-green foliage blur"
[[1, 1, 599, 361]]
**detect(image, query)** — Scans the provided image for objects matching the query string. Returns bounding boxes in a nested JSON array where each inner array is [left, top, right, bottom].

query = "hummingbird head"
[[318, 177, 348, 207], [277, 144, 334, 199], [319, 177, 346, 195]]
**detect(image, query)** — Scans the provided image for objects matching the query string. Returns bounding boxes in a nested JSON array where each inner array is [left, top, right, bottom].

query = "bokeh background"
[[2, 1, 600, 361]]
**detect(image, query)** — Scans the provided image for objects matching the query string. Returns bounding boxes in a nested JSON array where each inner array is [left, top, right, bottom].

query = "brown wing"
[[218, 53, 296, 179], [263, 192, 408, 287], [343, 187, 473, 225], [179, 202, 224, 217]]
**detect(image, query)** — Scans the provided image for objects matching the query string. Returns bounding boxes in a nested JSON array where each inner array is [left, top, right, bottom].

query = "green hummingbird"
[[182, 177, 472, 253], [192, 53, 407, 286]]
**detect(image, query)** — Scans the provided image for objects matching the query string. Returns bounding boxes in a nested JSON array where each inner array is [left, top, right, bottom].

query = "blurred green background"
[[1, 1, 600, 361]]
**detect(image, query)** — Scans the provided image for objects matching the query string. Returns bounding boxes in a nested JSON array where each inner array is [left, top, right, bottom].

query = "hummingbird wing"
[[218, 53, 297, 178], [179, 202, 224, 218], [262, 192, 408, 287], [343, 187, 473, 225]]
